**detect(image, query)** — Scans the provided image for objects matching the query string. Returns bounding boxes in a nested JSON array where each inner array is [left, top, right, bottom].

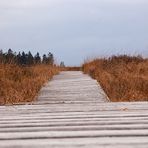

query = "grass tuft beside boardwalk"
[[82, 55, 148, 102], [61, 66, 81, 71], [0, 64, 59, 105]]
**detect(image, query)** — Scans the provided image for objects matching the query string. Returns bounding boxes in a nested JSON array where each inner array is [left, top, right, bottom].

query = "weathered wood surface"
[[0, 71, 148, 148]]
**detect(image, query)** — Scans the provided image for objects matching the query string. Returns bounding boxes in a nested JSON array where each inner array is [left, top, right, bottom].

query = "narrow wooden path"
[[0, 71, 148, 147]]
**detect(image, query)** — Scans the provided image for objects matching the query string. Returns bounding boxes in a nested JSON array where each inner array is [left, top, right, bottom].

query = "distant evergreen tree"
[[16, 52, 22, 65], [0, 50, 3, 64], [6, 49, 15, 64], [27, 51, 34, 65], [20, 51, 27, 65], [60, 61, 65, 67], [47, 52, 54, 65], [34, 52, 41, 64], [42, 54, 48, 64]]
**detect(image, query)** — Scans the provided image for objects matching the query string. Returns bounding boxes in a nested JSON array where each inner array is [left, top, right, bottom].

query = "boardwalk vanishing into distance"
[[0, 71, 148, 147]]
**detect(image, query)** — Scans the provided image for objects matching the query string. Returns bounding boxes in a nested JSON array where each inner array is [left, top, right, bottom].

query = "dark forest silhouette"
[[0, 49, 54, 66]]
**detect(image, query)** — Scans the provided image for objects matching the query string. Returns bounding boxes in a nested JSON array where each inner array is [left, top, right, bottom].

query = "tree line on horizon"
[[0, 49, 54, 66]]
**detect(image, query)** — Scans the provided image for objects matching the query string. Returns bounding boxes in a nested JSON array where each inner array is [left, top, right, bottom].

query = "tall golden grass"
[[0, 64, 59, 105], [82, 55, 148, 102], [61, 66, 81, 71]]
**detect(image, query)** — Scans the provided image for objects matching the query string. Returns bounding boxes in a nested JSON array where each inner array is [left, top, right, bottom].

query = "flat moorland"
[[82, 55, 148, 102], [0, 64, 59, 105]]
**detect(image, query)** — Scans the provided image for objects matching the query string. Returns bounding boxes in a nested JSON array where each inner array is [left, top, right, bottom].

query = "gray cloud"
[[0, 0, 148, 65]]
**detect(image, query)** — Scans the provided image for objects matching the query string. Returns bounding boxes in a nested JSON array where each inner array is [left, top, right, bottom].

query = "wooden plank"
[[0, 137, 148, 148], [0, 130, 148, 140], [1, 113, 148, 120], [1, 124, 148, 133], [1, 120, 148, 129]]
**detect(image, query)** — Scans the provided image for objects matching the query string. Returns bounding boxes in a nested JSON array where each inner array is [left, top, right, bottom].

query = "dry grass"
[[82, 55, 148, 102], [0, 64, 59, 105], [61, 66, 81, 71]]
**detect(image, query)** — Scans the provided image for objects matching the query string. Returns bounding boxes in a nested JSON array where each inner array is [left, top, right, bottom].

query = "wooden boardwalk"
[[0, 71, 148, 147]]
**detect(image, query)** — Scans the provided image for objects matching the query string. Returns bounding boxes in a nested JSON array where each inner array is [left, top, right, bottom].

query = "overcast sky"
[[0, 0, 148, 65]]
